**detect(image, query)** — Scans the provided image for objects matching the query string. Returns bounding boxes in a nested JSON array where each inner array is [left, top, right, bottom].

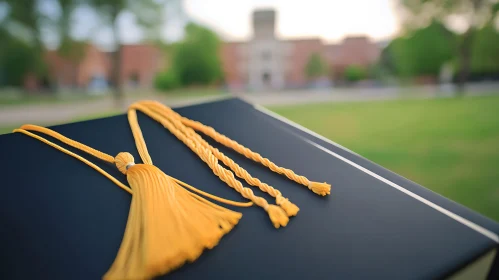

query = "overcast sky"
[[0, 0, 402, 49], [184, 0, 400, 42]]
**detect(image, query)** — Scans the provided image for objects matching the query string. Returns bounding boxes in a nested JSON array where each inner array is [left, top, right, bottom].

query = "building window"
[[129, 72, 139, 88], [262, 71, 271, 85]]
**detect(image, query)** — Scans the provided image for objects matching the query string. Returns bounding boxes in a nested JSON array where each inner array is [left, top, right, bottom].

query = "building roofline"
[[282, 37, 324, 43]]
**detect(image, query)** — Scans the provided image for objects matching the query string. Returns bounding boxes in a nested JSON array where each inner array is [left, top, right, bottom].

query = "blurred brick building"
[[120, 45, 164, 89], [324, 37, 381, 80], [39, 8, 380, 92], [220, 9, 381, 91], [43, 44, 163, 91]]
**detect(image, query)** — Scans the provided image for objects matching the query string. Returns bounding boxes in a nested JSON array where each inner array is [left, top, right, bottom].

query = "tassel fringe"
[[104, 152, 242, 280]]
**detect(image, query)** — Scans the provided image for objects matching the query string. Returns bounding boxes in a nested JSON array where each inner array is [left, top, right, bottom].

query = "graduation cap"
[[12, 100, 330, 279], [2, 98, 498, 280]]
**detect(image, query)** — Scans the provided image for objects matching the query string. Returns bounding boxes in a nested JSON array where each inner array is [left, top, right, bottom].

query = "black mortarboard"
[[1, 98, 498, 279]]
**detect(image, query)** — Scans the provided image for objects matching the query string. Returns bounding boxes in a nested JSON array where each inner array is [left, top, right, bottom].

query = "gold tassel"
[[105, 152, 242, 280], [14, 126, 248, 280], [128, 103, 291, 227]]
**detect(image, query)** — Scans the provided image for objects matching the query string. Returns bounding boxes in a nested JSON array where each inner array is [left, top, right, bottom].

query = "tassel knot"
[[115, 152, 135, 174]]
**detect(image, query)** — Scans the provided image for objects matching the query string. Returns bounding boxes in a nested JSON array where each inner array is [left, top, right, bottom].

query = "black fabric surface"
[[0, 98, 497, 280]]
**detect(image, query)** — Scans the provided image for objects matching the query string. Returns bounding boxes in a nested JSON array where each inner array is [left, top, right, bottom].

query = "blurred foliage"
[[0, 0, 49, 87], [305, 53, 328, 79], [382, 18, 499, 83], [170, 23, 223, 86], [154, 70, 180, 91], [344, 65, 366, 82], [0, 29, 43, 87], [55, 0, 85, 61], [400, 0, 498, 27], [386, 37, 411, 77], [368, 62, 394, 84], [86, 0, 165, 34], [85, 0, 166, 104], [398, 0, 499, 91], [57, 38, 87, 64], [0, 0, 166, 100], [471, 23, 499, 74], [0, 0, 85, 80], [391, 21, 456, 77], [0, 0, 45, 49], [378, 41, 397, 77]]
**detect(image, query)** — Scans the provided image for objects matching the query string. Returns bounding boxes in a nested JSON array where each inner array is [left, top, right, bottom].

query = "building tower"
[[248, 9, 285, 90]]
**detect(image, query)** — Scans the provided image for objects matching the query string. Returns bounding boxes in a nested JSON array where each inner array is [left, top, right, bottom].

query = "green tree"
[[0, 0, 48, 86], [399, 0, 499, 93], [390, 37, 414, 78], [87, 0, 166, 105], [305, 53, 327, 79], [391, 21, 456, 78], [344, 65, 366, 82], [56, 0, 86, 62], [0, 30, 40, 86], [378, 42, 398, 76], [0, 0, 45, 52], [171, 23, 223, 86], [0, 0, 84, 89], [471, 23, 499, 74], [154, 70, 179, 91]]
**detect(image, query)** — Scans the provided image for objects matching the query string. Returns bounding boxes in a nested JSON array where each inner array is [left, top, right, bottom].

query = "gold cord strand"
[[127, 110, 153, 165], [132, 103, 299, 217], [14, 128, 132, 194], [20, 124, 115, 163], [129, 103, 289, 228], [16, 125, 251, 208], [137, 100, 330, 196]]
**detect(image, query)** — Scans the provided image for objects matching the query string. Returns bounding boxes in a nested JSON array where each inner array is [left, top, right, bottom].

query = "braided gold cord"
[[130, 103, 290, 227], [182, 118, 310, 185], [141, 103, 298, 215], [130, 104, 288, 221], [139, 100, 330, 196]]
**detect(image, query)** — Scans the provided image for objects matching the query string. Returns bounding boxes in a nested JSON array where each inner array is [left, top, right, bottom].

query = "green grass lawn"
[[0, 88, 226, 107], [270, 95, 499, 222], [0, 126, 17, 135], [0, 90, 106, 106], [0, 111, 121, 136]]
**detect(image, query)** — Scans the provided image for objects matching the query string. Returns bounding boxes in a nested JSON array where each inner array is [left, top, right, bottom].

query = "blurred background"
[[0, 0, 498, 221]]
